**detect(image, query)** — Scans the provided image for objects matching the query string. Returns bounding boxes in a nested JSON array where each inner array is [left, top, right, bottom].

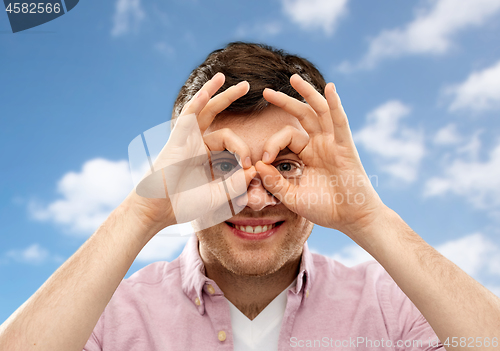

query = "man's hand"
[[130, 73, 257, 234], [259, 74, 500, 350], [257, 74, 384, 237]]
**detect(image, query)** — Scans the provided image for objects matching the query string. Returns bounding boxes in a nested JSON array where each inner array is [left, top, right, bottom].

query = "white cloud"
[[424, 139, 500, 209], [30, 158, 133, 235], [5, 244, 50, 265], [457, 131, 482, 159], [137, 228, 191, 262], [353, 100, 425, 182], [111, 0, 145, 37], [445, 60, 500, 113], [433, 123, 462, 145], [342, 0, 500, 70], [281, 0, 348, 35], [436, 233, 500, 278], [30, 157, 195, 262]]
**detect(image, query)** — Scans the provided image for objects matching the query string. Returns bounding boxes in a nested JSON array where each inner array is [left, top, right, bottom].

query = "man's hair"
[[172, 42, 326, 120]]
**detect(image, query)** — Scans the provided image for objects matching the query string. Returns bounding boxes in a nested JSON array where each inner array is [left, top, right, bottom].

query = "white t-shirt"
[[226, 280, 297, 351]]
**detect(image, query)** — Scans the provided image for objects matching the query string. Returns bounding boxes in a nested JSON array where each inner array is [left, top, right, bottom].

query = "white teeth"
[[235, 224, 276, 233]]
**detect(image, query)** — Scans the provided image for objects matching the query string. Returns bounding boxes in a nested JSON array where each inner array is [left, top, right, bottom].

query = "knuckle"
[[316, 106, 329, 116], [335, 117, 349, 128], [205, 106, 219, 118], [274, 96, 288, 108], [220, 127, 232, 136], [225, 94, 238, 105]]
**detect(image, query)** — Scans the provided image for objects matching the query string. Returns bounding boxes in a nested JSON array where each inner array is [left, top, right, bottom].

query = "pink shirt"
[[84, 236, 444, 350]]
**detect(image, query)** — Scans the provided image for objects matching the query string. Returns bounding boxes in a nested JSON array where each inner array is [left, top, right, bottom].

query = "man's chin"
[[198, 228, 288, 277], [220, 252, 289, 277], [196, 213, 312, 279]]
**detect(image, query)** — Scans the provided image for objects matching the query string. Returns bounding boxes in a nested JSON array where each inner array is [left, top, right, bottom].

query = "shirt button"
[[195, 297, 201, 306], [207, 284, 215, 294], [218, 330, 226, 342], [306, 290, 310, 298]]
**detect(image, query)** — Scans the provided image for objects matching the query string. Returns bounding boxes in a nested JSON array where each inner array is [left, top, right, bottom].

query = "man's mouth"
[[225, 221, 284, 234], [224, 219, 285, 240]]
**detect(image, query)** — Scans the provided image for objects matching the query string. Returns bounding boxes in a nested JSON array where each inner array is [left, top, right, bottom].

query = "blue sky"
[[2, 0, 500, 323]]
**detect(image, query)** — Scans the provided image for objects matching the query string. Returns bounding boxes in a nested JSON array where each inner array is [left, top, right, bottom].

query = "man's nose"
[[234, 175, 278, 211]]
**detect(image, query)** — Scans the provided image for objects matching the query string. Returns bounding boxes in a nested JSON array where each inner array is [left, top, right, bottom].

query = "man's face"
[[197, 105, 314, 277]]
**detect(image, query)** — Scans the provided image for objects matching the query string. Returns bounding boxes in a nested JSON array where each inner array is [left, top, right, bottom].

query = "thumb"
[[255, 161, 296, 211]]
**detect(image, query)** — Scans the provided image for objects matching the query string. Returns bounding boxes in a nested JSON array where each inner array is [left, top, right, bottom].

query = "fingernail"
[[265, 88, 276, 95], [262, 152, 270, 163], [213, 72, 223, 79], [244, 157, 251, 168], [236, 81, 248, 87]]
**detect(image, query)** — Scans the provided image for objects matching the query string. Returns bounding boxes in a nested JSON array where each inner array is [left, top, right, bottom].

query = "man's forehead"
[[208, 113, 258, 130], [206, 105, 304, 133]]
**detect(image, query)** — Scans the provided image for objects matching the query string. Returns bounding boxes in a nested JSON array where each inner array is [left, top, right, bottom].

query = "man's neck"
[[200, 248, 302, 320]]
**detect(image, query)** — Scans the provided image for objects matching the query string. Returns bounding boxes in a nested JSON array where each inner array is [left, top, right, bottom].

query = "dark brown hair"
[[172, 42, 326, 120]]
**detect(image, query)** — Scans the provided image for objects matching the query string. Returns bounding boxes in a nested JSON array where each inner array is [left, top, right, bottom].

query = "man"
[[1, 42, 499, 351]]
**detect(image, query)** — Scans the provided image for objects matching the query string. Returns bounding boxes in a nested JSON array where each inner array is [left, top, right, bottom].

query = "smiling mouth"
[[225, 221, 285, 234]]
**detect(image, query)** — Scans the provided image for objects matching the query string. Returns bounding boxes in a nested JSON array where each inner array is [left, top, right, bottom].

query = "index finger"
[[180, 72, 226, 117], [261, 125, 309, 164], [263, 88, 322, 135], [290, 74, 333, 133], [197, 80, 250, 134]]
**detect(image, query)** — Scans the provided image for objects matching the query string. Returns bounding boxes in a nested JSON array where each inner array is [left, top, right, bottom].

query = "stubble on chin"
[[196, 219, 313, 277]]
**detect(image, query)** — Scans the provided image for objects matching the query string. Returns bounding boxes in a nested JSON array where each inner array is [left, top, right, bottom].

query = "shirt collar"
[[180, 235, 209, 314], [179, 234, 315, 313], [293, 239, 315, 297]]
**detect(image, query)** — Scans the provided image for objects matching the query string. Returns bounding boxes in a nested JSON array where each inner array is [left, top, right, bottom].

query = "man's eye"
[[275, 162, 302, 177], [215, 162, 235, 173], [276, 163, 295, 172], [211, 160, 238, 178]]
